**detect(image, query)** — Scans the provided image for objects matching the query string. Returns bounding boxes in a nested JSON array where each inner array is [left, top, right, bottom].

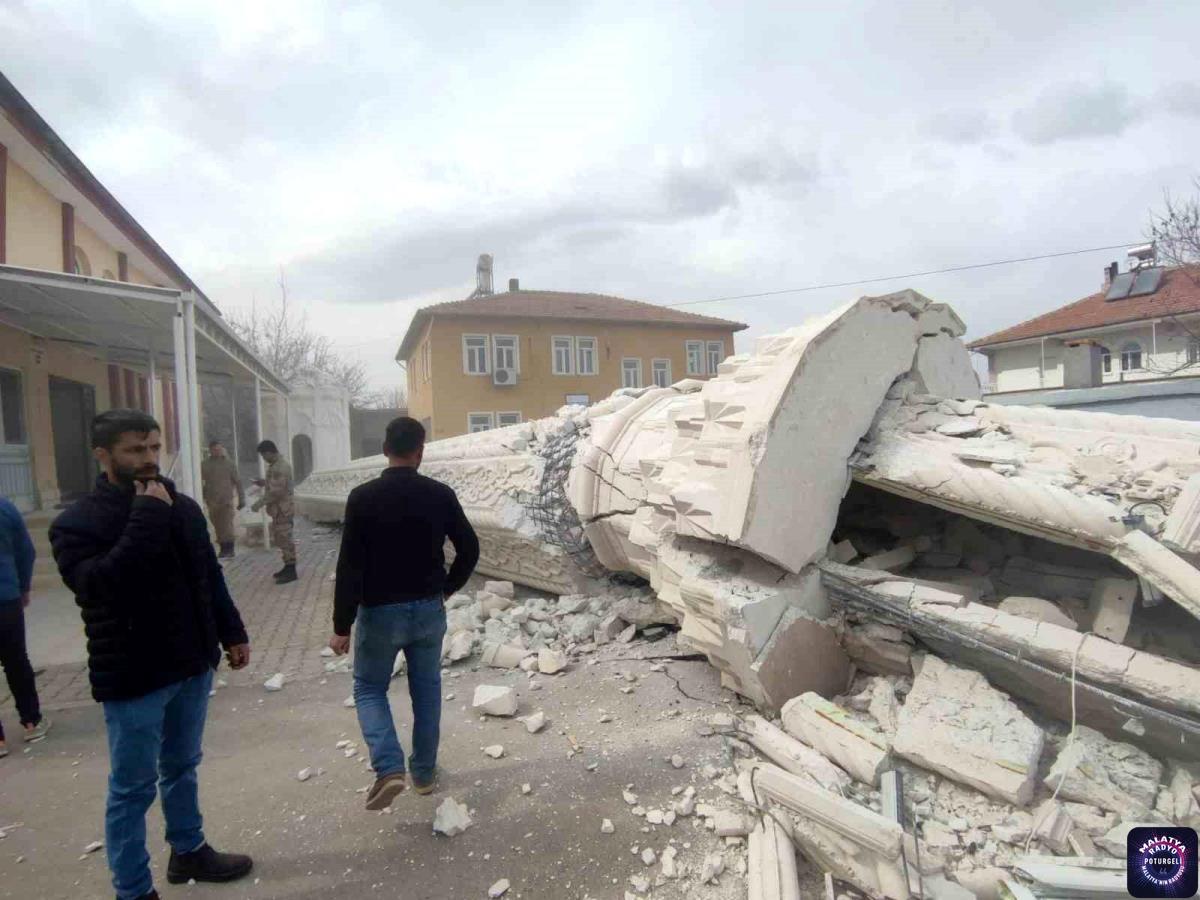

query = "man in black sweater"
[[50, 410, 253, 900], [330, 416, 479, 810]]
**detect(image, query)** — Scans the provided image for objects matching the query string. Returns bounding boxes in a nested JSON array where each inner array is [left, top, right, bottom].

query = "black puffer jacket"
[[50, 475, 249, 702]]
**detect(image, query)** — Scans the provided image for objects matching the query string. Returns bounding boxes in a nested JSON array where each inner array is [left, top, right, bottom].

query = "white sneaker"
[[23, 716, 51, 743]]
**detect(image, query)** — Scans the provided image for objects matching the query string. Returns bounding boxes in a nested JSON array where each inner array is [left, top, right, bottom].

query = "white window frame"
[[1100, 348, 1112, 374], [552, 336, 575, 375], [575, 336, 598, 375], [1120, 341, 1143, 372], [685, 340, 704, 376], [492, 335, 520, 373], [621, 358, 643, 389], [651, 358, 672, 388], [706, 340, 725, 376], [467, 412, 494, 433], [462, 334, 490, 375], [496, 411, 522, 427], [1188, 340, 1200, 366], [565, 393, 590, 406]]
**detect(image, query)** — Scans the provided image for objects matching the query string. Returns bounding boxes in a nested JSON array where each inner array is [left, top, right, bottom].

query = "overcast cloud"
[[4, 0, 1200, 391]]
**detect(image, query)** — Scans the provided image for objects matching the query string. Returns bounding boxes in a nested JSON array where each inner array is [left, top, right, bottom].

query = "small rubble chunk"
[[432, 797, 473, 837], [892, 655, 1044, 805], [472, 685, 518, 717], [781, 693, 891, 786], [699, 852, 726, 883], [997, 596, 1078, 630], [520, 710, 546, 734], [488, 878, 510, 898], [660, 845, 680, 878], [480, 642, 528, 669], [1029, 799, 1073, 853], [1043, 725, 1162, 816], [670, 754, 684, 769], [445, 630, 474, 661], [296, 768, 313, 782], [641, 847, 656, 866], [263, 673, 285, 692], [483, 745, 505, 759], [858, 546, 917, 573], [537, 648, 567, 675], [483, 580, 514, 598], [601, 818, 615, 834], [713, 810, 751, 837]]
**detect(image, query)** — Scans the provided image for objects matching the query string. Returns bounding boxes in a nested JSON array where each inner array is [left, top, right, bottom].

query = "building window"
[[0, 369, 26, 445], [552, 336, 575, 375], [652, 358, 672, 388], [576, 337, 597, 375], [1120, 342, 1143, 372], [1188, 340, 1200, 366], [565, 393, 590, 406], [492, 335, 519, 373], [686, 341, 704, 375], [621, 358, 643, 389], [467, 412, 494, 433], [73, 246, 92, 276], [497, 411, 522, 427], [706, 341, 725, 375], [462, 334, 489, 375], [1100, 347, 1112, 373]]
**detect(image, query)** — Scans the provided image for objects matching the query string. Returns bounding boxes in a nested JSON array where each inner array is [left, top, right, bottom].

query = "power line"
[[664, 241, 1140, 308]]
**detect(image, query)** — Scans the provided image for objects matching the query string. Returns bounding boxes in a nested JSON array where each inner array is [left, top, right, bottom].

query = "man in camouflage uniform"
[[201, 440, 244, 559], [251, 440, 297, 584]]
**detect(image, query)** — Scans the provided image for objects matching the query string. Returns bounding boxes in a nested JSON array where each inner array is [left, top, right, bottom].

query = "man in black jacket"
[[330, 416, 479, 810], [50, 410, 254, 900]]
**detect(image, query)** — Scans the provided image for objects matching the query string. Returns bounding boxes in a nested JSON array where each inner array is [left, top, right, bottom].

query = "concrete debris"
[[670, 754, 684, 769], [713, 810, 752, 837], [432, 797, 473, 837], [536, 648, 567, 675], [859, 546, 916, 573], [1028, 799, 1073, 854], [472, 685, 518, 717], [893, 655, 1044, 806], [483, 580, 514, 598], [640, 847, 656, 866], [660, 845, 680, 878], [445, 630, 474, 661], [487, 878, 510, 898], [997, 596, 1078, 630], [739, 714, 852, 792], [601, 818, 614, 834], [82, 841, 103, 854], [519, 710, 546, 734], [1043, 725, 1163, 816], [263, 673, 285, 692], [483, 744, 505, 759], [480, 641, 528, 669], [780, 692, 891, 786], [296, 768, 313, 782], [1087, 577, 1138, 643], [699, 852, 726, 884]]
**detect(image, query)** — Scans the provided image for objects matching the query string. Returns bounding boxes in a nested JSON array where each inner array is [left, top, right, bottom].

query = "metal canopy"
[[0, 263, 289, 498]]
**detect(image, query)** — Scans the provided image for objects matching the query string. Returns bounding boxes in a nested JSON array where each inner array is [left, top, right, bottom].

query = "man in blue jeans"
[[51, 410, 254, 900], [330, 416, 479, 810]]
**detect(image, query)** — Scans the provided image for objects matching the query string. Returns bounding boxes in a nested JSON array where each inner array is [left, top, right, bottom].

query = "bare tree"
[[359, 384, 408, 410], [227, 275, 370, 404], [1149, 179, 1200, 274]]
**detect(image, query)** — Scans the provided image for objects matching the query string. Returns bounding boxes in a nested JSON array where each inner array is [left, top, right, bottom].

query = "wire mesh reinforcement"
[[528, 422, 609, 579]]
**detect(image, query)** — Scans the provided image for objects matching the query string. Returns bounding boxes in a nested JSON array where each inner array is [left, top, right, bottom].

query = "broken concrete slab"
[[842, 621, 914, 676], [997, 596, 1078, 630], [858, 546, 917, 573], [892, 655, 1044, 806], [472, 685, 518, 717], [780, 693, 891, 786], [739, 715, 852, 792], [1044, 725, 1163, 817], [738, 771, 802, 900], [480, 642, 530, 669], [1087, 577, 1138, 643]]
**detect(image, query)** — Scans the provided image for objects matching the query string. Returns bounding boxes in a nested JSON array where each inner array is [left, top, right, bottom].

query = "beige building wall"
[[409, 316, 739, 441], [74, 218, 121, 279], [5, 157, 62, 272], [405, 317, 436, 429]]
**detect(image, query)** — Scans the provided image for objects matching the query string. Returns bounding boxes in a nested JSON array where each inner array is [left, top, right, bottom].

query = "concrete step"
[[32, 571, 66, 592]]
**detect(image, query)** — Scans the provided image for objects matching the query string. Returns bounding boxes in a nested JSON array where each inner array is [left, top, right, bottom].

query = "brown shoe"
[[411, 770, 439, 795], [365, 772, 407, 810]]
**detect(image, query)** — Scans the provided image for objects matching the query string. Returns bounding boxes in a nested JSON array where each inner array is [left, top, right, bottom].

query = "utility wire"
[[664, 241, 1140, 308]]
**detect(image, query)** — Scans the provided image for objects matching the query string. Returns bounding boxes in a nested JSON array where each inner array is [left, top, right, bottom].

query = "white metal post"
[[254, 375, 269, 533], [182, 292, 203, 498], [229, 378, 240, 466], [172, 304, 194, 496], [147, 345, 161, 422]]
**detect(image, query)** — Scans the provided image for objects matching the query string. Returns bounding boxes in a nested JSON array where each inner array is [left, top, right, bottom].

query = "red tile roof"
[[969, 266, 1200, 349], [398, 290, 746, 360]]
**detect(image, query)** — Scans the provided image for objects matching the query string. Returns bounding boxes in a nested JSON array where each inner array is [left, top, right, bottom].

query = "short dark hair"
[[209, 439, 223, 448], [383, 417, 425, 457], [256, 440, 278, 454], [91, 409, 161, 451]]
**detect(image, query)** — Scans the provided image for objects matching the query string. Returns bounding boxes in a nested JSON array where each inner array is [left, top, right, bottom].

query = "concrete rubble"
[[297, 290, 1200, 899]]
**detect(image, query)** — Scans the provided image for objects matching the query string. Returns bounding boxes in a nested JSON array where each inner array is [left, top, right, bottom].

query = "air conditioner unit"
[[493, 367, 518, 386]]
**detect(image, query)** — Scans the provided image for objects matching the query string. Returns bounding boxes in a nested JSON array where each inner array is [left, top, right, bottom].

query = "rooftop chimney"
[[1103, 261, 1119, 289], [475, 254, 494, 297], [509, 278, 519, 292]]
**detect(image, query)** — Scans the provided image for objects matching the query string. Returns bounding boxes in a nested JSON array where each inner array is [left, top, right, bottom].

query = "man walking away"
[[50, 409, 254, 900], [0, 494, 50, 758], [201, 440, 244, 559], [329, 417, 479, 810], [251, 440, 297, 584]]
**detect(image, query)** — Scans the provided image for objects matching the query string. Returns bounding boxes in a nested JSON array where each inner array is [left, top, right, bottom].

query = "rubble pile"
[[298, 289, 1200, 898]]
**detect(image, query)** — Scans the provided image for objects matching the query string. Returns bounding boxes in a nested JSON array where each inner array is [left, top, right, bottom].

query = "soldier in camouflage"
[[251, 440, 297, 584]]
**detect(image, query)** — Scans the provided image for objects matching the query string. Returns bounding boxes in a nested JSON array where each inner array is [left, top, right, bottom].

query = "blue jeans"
[[103, 669, 212, 900], [353, 597, 446, 781]]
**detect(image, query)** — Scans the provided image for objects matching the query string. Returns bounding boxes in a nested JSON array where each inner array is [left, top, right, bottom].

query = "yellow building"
[[398, 282, 746, 440], [0, 72, 288, 511]]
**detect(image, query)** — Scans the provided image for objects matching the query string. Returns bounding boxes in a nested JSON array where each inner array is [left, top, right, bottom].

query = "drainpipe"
[[182, 292, 203, 499], [1039, 338, 1046, 388]]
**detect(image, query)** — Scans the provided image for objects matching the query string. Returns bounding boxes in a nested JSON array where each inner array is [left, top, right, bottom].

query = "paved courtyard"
[[0, 520, 774, 899]]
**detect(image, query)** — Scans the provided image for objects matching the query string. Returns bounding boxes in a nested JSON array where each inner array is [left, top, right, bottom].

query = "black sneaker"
[[166, 843, 253, 884], [218, 543, 235, 559], [274, 564, 298, 584], [125, 892, 160, 900]]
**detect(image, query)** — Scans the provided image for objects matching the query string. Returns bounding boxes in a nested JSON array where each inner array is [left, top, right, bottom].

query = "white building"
[[970, 252, 1200, 419]]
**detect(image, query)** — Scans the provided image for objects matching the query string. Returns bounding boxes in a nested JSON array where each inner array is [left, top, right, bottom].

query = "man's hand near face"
[[135, 479, 173, 506], [329, 633, 351, 656]]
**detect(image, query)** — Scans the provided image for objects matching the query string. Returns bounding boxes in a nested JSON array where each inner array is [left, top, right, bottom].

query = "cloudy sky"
[[5, 0, 1200, 390]]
